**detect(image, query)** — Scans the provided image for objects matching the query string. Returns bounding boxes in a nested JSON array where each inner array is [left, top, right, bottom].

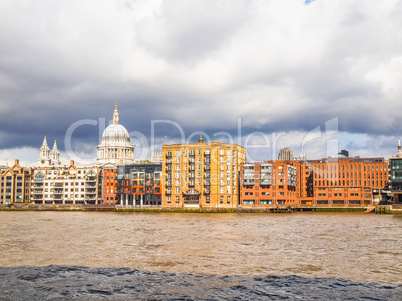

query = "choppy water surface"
[[0, 212, 401, 299]]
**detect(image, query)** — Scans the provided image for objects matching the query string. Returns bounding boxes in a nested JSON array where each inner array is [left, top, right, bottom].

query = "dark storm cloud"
[[0, 0, 401, 163]]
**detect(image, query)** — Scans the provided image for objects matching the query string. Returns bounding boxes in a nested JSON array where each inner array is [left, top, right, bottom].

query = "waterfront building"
[[97, 103, 134, 165], [0, 160, 32, 204], [278, 148, 293, 161], [300, 157, 388, 207], [101, 165, 118, 204], [38, 136, 61, 167], [389, 137, 402, 204], [31, 161, 101, 205], [115, 163, 162, 206], [240, 160, 298, 207], [162, 138, 246, 208]]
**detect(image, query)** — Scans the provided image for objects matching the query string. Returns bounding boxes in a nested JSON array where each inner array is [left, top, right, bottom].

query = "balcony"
[[85, 189, 96, 193], [32, 190, 43, 194], [54, 189, 63, 194], [204, 190, 210, 195]]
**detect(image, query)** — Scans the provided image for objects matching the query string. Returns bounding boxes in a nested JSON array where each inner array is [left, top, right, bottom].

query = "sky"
[[0, 0, 401, 166]]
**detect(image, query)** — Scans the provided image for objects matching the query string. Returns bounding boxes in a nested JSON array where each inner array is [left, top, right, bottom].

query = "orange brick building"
[[240, 160, 298, 207], [162, 138, 246, 208], [302, 157, 388, 207], [101, 165, 118, 204], [240, 157, 388, 208]]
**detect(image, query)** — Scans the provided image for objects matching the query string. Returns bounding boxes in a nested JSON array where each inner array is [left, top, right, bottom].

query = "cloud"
[[0, 0, 401, 164]]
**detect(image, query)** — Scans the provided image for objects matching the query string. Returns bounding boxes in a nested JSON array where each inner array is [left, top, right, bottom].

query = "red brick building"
[[240, 160, 298, 207]]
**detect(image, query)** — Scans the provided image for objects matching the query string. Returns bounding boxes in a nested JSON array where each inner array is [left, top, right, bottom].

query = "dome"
[[102, 123, 129, 139]]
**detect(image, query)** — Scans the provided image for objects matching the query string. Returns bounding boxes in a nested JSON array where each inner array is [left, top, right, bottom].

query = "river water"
[[0, 212, 401, 300]]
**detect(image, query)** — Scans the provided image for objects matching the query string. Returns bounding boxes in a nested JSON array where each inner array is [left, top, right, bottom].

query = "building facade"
[[240, 160, 298, 207], [38, 136, 61, 167], [31, 161, 101, 205], [101, 165, 118, 204], [0, 160, 32, 204], [389, 137, 402, 204], [115, 163, 162, 206], [97, 103, 134, 165], [278, 148, 293, 161], [162, 138, 246, 208], [300, 157, 388, 207]]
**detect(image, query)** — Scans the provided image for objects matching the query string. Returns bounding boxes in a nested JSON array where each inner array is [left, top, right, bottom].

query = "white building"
[[97, 104, 134, 165], [38, 136, 61, 167], [31, 160, 100, 205]]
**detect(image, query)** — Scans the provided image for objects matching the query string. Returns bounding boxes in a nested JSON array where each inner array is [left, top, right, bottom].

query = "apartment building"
[[240, 160, 298, 207], [0, 160, 32, 204], [31, 160, 101, 205], [300, 157, 388, 207], [162, 137, 246, 208], [115, 163, 162, 206]]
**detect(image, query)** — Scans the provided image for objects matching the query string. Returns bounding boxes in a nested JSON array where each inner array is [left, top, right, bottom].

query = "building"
[[97, 103, 134, 165], [338, 150, 349, 158], [115, 163, 162, 206], [38, 136, 61, 167], [0, 160, 32, 204], [240, 161, 298, 207], [389, 137, 402, 204], [300, 157, 388, 207], [31, 161, 101, 205], [278, 148, 293, 161], [101, 166, 118, 204], [162, 137, 246, 208]]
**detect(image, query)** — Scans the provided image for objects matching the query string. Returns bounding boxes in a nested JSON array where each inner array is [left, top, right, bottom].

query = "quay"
[[1, 203, 393, 213]]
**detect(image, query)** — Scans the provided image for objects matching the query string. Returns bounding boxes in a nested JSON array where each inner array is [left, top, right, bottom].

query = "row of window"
[[314, 164, 385, 172]]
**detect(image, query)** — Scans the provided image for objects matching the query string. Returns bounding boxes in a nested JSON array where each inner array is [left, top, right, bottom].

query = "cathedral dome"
[[102, 123, 130, 139], [97, 103, 134, 166]]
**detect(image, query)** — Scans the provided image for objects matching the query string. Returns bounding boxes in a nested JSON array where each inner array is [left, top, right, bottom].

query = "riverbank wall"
[[0, 203, 376, 213]]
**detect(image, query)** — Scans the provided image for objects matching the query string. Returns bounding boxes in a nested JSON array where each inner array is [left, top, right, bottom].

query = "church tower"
[[38, 136, 50, 166], [50, 140, 61, 166]]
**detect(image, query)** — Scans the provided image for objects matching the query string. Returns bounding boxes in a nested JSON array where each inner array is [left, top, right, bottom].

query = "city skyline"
[[1, 0, 401, 165]]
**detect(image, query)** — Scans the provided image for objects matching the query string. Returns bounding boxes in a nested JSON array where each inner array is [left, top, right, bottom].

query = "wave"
[[0, 265, 401, 300]]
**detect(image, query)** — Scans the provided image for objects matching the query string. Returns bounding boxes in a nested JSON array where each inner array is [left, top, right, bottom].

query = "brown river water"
[[0, 212, 401, 300]]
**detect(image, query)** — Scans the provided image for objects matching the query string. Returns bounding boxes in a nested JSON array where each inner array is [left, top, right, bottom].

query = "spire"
[[52, 140, 58, 151], [42, 136, 49, 147], [113, 102, 120, 124], [397, 136, 402, 158]]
